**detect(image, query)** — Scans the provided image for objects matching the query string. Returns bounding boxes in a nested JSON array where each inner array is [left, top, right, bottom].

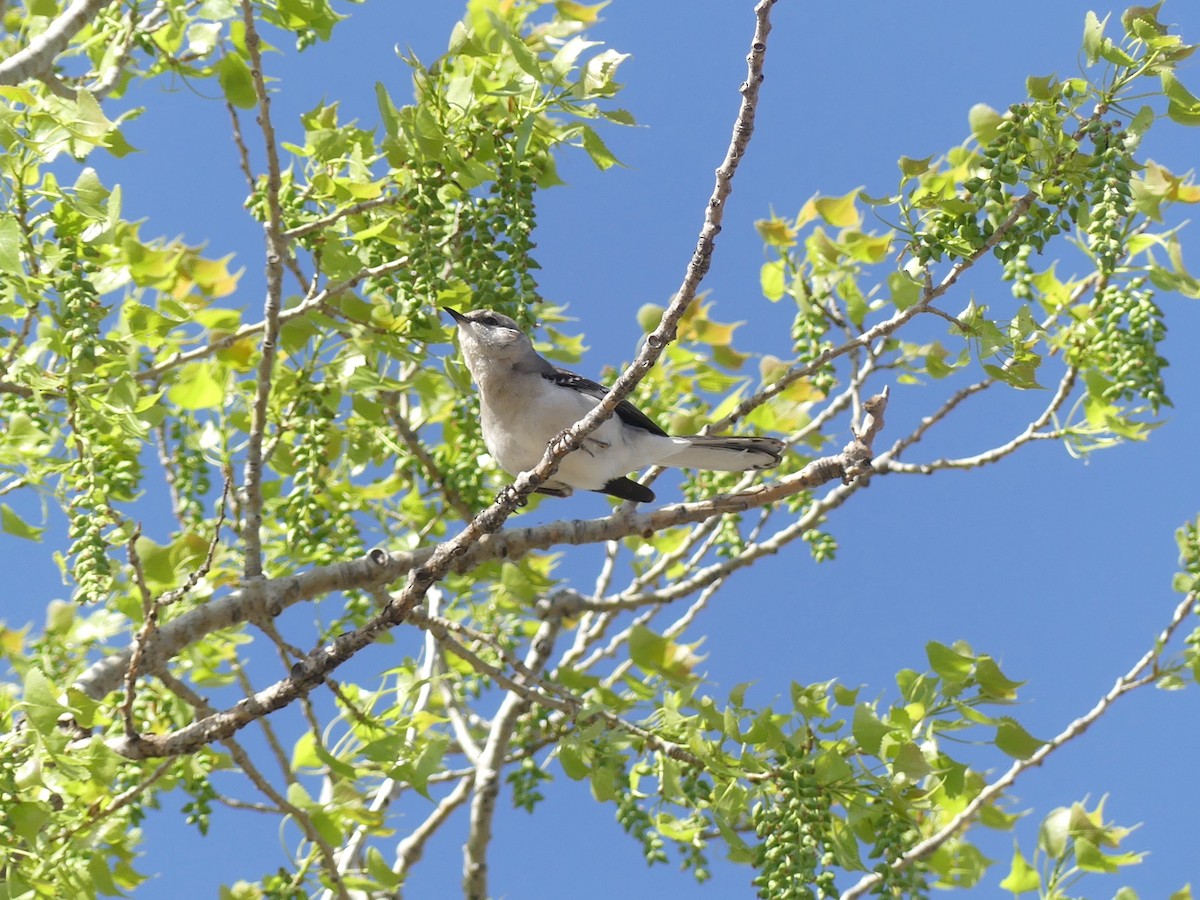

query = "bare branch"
[[494, 0, 778, 508], [461, 613, 561, 899], [52, 758, 173, 846], [383, 394, 475, 521], [121, 526, 154, 738], [0, 0, 111, 86], [238, 1, 290, 581], [881, 367, 1076, 475], [395, 776, 473, 878], [283, 193, 407, 239]]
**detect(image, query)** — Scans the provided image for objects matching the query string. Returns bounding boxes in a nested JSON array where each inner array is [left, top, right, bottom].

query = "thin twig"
[[121, 525, 154, 737], [840, 590, 1198, 899], [395, 776, 473, 878], [284, 193, 407, 239], [383, 395, 476, 520], [158, 671, 352, 900], [52, 758, 174, 845], [237, 1, 289, 581]]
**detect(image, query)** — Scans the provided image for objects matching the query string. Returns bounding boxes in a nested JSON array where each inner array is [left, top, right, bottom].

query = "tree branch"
[[839, 589, 1199, 900], [395, 776, 473, 879], [75, 403, 893, 715], [462, 614, 561, 899], [238, 3, 289, 581], [0, 0, 110, 85]]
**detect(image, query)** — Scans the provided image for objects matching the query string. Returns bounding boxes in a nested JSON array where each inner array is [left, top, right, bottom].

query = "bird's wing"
[[546, 367, 669, 437]]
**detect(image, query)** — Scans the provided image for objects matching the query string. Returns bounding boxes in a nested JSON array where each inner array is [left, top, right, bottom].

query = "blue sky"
[[8, 1, 1200, 896]]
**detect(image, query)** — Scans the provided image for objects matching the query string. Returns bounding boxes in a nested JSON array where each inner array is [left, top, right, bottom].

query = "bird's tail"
[[661, 435, 784, 472]]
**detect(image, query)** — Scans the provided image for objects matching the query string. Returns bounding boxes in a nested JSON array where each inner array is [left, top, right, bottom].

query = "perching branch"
[[75, 419, 885, 727]]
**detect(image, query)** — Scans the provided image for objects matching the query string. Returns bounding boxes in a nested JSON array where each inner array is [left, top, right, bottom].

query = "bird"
[[445, 307, 785, 503]]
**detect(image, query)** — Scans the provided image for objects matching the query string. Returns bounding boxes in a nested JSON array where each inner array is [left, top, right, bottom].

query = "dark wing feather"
[[547, 367, 668, 437]]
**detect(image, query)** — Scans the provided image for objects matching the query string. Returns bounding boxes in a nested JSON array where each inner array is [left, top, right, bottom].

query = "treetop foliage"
[[1, 0, 1199, 897]]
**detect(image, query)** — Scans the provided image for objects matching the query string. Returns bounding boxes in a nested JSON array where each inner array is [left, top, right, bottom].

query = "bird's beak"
[[443, 307, 467, 325]]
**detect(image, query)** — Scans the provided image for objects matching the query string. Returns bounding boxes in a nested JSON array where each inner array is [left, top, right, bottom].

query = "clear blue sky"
[[8, 2, 1200, 896]]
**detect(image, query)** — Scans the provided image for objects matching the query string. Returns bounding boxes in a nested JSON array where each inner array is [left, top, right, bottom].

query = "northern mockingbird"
[[446, 307, 784, 503]]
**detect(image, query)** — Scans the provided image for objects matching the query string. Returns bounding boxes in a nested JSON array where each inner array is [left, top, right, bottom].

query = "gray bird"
[[445, 307, 784, 503]]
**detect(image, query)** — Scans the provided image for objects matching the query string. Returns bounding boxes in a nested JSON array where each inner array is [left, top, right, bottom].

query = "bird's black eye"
[[479, 314, 498, 326]]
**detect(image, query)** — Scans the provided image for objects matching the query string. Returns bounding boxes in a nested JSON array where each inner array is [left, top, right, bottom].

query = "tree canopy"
[[2, 1, 1200, 898]]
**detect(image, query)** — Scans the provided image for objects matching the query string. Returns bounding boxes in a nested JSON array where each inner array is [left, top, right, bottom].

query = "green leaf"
[[852, 703, 890, 755], [291, 731, 321, 770], [1075, 836, 1118, 873], [311, 737, 360, 781], [167, 362, 225, 410], [898, 155, 934, 178], [557, 1, 608, 25], [832, 683, 859, 706], [1, 504, 44, 541], [217, 53, 257, 109], [1129, 105, 1155, 140], [88, 855, 120, 895], [374, 82, 401, 137], [0, 215, 23, 273], [364, 847, 403, 889], [590, 764, 618, 803], [995, 718, 1044, 760], [1122, 3, 1166, 38], [22, 668, 65, 737], [888, 271, 921, 311], [998, 846, 1040, 893], [926, 641, 974, 683], [389, 733, 448, 800], [891, 740, 932, 781], [813, 188, 862, 228], [827, 814, 865, 870], [557, 744, 588, 780], [580, 125, 621, 170], [1162, 72, 1200, 126], [489, 11, 542, 79], [1039, 806, 1071, 857], [1083, 11, 1109, 66], [729, 681, 751, 707], [760, 259, 785, 301], [1026, 74, 1057, 101], [1099, 41, 1137, 67], [629, 625, 668, 672], [186, 21, 222, 57], [975, 655, 1023, 700], [969, 103, 1003, 144]]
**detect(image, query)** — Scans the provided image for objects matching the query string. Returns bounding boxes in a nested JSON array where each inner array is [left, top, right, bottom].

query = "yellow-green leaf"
[[218, 53, 257, 109]]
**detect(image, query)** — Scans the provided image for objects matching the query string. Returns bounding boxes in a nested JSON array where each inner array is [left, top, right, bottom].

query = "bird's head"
[[444, 307, 533, 373]]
